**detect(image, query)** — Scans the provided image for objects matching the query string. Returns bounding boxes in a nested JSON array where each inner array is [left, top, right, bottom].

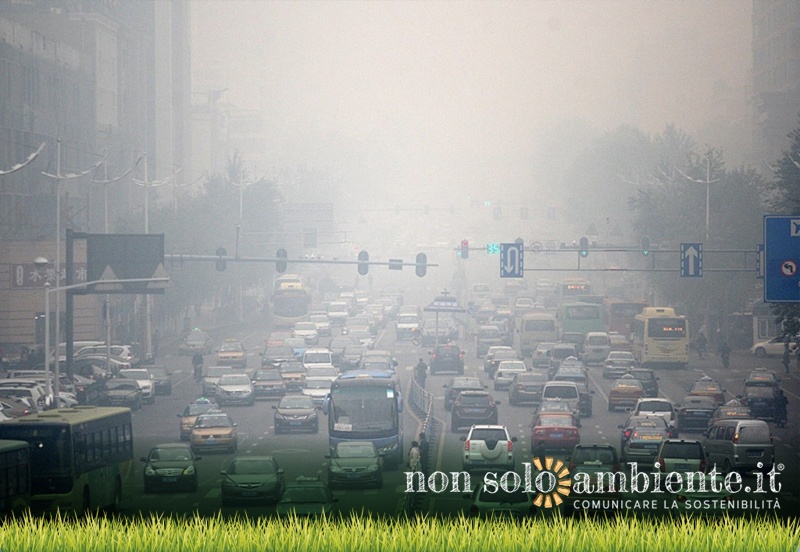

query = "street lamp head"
[[34, 256, 49, 268]]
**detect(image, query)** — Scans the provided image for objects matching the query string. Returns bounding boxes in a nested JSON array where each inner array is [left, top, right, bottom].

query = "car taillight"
[[507, 441, 513, 452], [699, 458, 706, 473], [459, 352, 464, 359], [464, 440, 470, 451], [569, 461, 575, 471], [624, 429, 632, 439], [658, 457, 665, 472], [733, 433, 739, 444]]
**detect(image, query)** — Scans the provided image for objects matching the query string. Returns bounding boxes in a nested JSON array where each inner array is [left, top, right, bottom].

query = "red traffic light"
[[460, 240, 469, 259]]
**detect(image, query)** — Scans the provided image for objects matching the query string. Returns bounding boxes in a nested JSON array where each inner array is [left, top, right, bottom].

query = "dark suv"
[[451, 391, 499, 432], [625, 368, 659, 398], [443, 377, 486, 411], [429, 345, 465, 374]]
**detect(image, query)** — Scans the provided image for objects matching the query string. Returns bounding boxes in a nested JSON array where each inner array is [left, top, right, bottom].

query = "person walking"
[[407, 441, 421, 472], [192, 353, 204, 382], [782, 343, 791, 374], [417, 432, 429, 474]]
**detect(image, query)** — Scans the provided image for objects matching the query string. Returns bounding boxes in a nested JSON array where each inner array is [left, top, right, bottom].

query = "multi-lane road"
[[120, 317, 800, 518]]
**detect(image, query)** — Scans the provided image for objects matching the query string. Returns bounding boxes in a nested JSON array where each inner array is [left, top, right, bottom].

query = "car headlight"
[[183, 465, 195, 476], [242, 389, 252, 395], [329, 464, 343, 473], [367, 463, 379, 472], [275, 413, 286, 420], [145, 465, 156, 476]]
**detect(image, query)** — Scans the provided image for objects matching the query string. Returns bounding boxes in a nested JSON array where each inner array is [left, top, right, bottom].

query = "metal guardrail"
[[402, 377, 435, 516]]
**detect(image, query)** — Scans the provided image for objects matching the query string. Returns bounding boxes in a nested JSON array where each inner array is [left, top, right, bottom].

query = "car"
[[631, 398, 676, 424], [328, 336, 360, 365], [202, 366, 234, 396], [463, 480, 536, 519], [581, 332, 611, 365], [476, 325, 504, 358], [302, 348, 336, 370], [419, 318, 459, 347], [302, 377, 332, 407], [483, 346, 518, 379], [540, 381, 582, 424], [395, 311, 421, 340], [278, 360, 307, 392], [190, 411, 238, 454], [250, 369, 287, 400], [327, 301, 350, 326], [179, 330, 213, 355], [144, 365, 172, 396], [741, 369, 781, 420], [552, 364, 594, 417], [273, 394, 319, 433], [507, 372, 548, 406], [608, 375, 644, 411], [215, 339, 247, 369], [305, 366, 339, 384], [265, 332, 292, 347], [532, 342, 555, 369], [177, 398, 221, 440], [708, 400, 753, 428], [687, 376, 726, 407], [547, 344, 580, 378], [474, 302, 497, 324], [618, 414, 677, 452], [488, 317, 514, 347], [603, 351, 638, 379], [365, 303, 388, 329], [214, 373, 255, 406], [0, 397, 34, 418], [220, 455, 285, 505], [260, 345, 295, 369], [276, 476, 337, 517], [75, 344, 138, 366], [340, 345, 367, 372], [98, 378, 143, 410], [451, 391, 499, 431], [704, 419, 774, 474], [292, 321, 319, 346], [620, 424, 668, 469], [429, 344, 465, 375], [654, 439, 707, 473], [359, 350, 398, 373], [461, 424, 517, 472], [141, 443, 200, 493], [530, 412, 580, 457], [443, 377, 486, 411], [536, 399, 577, 417], [309, 314, 332, 337], [513, 296, 537, 318], [608, 332, 632, 352], [493, 360, 527, 391], [675, 396, 717, 432], [569, 444, 620, 478], [348, 327, 375, 350], [750, 335, 798, 358], [283, 337, 307, 358], [325, 441, 384, 489], [624, 368, 659, 398], [117, 368, 155, 404]]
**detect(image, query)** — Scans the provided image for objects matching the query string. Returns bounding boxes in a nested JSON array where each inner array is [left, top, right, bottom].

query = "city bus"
[[272, 274, 310, 327], [632, 307, 690, 369], [557, 302, 606, 338], [0, 406, 132, 514], [322, 371, 404, 468], [603, 298, 648, 336], [0, 440, 31, 515], [558, 279, 593, 306]]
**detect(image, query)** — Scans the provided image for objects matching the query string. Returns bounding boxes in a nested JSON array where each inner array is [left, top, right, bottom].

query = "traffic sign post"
[[680, 243, 703, 278], [764, 216, 800, 302], [500, 243, 524, 278]]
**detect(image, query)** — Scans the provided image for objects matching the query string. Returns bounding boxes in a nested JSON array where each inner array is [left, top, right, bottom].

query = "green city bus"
[[0, 406, 132, 515], [0, 439, 31, 515], [557, 302, 606, 338]]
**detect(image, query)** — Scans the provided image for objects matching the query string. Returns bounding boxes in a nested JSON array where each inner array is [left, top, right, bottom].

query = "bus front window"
[[331, 388, 396, 433]]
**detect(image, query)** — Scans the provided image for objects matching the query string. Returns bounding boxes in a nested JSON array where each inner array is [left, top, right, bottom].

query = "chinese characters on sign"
[[10, 263, 88, 289]]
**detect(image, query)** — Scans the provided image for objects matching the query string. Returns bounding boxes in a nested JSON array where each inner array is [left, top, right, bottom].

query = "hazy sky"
[[191, 1, 751, 210]]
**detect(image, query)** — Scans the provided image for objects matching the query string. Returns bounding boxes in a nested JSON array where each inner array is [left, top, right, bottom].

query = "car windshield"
[[279, 363, 305, 374], [661, 442, 703, 459], [264, 346, 294, 358], [186, 333, 208, 344], [544, 386, 578, 399], [537, 415, 573, 427], [738, 425, 771, 443], [745, 387, 775, 398], [335, 444, 376, 458], [195, 415, 232, 428], [150, 447, 192, 462], [630, 371, 654, 381], [219, 342, 242, 352], [453, 379, 483, 390], [499, 362, 525, 371], [469, 428, 507, 441], [587, 336, 608, 345], [639, 401, 672, 412], [479, 329, 500, 339], [280, 397, 314, 409], [614, 380, 642, 390], [254, 371, 282, 381], [572, 448, 616, 465], [305, 353, 332, 364], [184, 403, 217, 416], [229, 459, 276, 475], [458, 395, 490, 406], [218, 375, 250, 386]]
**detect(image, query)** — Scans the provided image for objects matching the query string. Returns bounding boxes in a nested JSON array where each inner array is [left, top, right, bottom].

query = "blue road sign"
[[764, 216, 800, 302], [680, 243, 703, 277], [500, 243, 524, 278]]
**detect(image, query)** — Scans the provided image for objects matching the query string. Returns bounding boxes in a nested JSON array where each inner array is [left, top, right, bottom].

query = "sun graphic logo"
[[531, 456, 571, 508]]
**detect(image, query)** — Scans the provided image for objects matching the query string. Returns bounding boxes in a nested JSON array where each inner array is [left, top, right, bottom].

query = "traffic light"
[[276, 248, 288, 273], [641, 236, 651, 256], [415, 252, 427, 277], [358, 250, 369, 275], [215, 247, 227, 271], [461, 240, 469, 259], [579, 237, 589, 258]]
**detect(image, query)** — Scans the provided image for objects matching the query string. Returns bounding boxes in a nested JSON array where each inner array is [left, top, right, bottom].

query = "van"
[[582, 332, 611, 365], [518, 313, 558, 357], [476, 325, 504, 358], [704, 419, 774, 474], [540, 381, 582, 424]]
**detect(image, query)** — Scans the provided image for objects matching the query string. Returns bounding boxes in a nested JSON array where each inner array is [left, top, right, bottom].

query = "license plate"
[[747, 450, 763, 457], [675, 463, 689, 470], [241, 491, 257, 497], [464, 408, 483, 414], [163, 477, 177, 483], [550, 433, 564, 439], [290, 421, 302, 426]]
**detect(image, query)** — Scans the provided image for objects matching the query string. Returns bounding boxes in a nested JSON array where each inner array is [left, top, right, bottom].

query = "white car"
[[309, 314, 332, 337], [117, 368, 155, 404], [493, 361, 527, 391], [292, 322, 320, 346], [214, 373, 255, 406], [302, 377, 332, 407], [461, 425, 517, 472], [750, 336, 797, 358], [632, 398, 676, 424]]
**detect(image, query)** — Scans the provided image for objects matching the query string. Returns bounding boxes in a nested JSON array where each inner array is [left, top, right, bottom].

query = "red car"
[[530, 413, 580, 457]]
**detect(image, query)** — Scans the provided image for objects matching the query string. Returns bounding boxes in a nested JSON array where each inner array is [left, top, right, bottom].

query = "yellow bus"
[[0, 439, 31, 515], [632, 307, 689, 369], [0, 406, 132, 515]]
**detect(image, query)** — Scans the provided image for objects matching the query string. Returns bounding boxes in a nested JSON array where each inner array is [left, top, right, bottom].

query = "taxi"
[[177, 398, 220, 440], [190, 411, 239, 454], [216, 339, 247, 369], [608, 374, 644, 411], [687, 376, 726, 407]]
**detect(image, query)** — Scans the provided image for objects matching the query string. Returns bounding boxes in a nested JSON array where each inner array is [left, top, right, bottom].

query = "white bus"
[[632, 307, 689, 369], [518, 312, 558, 357]]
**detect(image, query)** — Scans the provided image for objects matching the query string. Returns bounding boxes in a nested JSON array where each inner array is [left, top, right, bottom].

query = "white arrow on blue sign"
[[500, 243, 524, 278], [680, 243, 703, 277]]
